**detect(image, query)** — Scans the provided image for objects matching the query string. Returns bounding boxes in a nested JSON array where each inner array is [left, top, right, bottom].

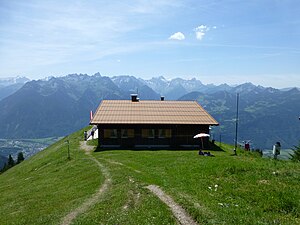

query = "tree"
[[17, 152, 25, 164], [290, 142, 300, 162], [0, 163, 7, 173], [7, 154, 15, 168]]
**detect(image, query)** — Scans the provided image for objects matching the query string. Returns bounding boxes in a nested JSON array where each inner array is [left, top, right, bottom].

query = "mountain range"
[[0, 73, 299, 149], [179, 86, 300, 149], [0, 76, 30, 101]]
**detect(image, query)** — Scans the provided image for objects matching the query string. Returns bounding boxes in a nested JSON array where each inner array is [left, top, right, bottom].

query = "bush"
[[17, 152, 25, 164], [290, 142, 300, 162]]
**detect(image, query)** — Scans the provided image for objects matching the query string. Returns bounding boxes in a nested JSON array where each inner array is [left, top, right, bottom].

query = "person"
[[84, 131, 87, 141], [272, 142, 281, 159], [91, 130, 95, 139], [245, 143, 250, 151]]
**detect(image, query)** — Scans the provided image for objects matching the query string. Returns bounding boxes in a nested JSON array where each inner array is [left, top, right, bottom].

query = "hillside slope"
[[0, 128, 102, 224], [0, 76, 29, 100], [0, 127, 299, 225], [0, 83, 25, 101]]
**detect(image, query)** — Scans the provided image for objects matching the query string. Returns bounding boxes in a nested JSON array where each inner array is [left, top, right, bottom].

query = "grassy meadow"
[[0, 127, 299, 224]]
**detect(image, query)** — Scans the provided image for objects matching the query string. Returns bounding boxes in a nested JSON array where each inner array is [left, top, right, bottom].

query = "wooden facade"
[[97, 124, 210, 149]]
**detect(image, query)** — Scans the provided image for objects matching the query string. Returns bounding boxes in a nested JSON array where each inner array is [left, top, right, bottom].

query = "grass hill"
[[0, 127, 299, 225]]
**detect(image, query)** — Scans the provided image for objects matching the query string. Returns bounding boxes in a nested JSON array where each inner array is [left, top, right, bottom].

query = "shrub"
[[290, 142, 300, 162]]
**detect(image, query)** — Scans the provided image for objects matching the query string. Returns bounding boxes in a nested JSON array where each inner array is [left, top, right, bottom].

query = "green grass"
[[0, 129, 299, 225], [0, 128, 102, 225], [91, 146, 300, 225]]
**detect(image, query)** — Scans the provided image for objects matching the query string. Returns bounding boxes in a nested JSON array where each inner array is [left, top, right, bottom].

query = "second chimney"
[[131, 94, 139, 102], [161, 96, 165, 101]]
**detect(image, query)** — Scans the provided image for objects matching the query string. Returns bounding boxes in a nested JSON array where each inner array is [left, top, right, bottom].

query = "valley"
[[0, 137, 60, 160]]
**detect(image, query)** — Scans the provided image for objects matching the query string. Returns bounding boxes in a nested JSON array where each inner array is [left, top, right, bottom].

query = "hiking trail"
[[60, 141, 111, 225], [146, 185, 198, 225]]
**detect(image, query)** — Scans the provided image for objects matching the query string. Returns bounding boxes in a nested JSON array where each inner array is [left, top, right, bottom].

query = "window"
[[104, 129, 117, 138], [121, 129, 134, 138], [159, 129, 172, 138], [142, 129, 155, 138]]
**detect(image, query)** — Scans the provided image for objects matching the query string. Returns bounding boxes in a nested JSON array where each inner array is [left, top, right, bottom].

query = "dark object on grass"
[[272, 142, 281, 159], [84, 131, 87, 141], [199, 150, 214, 157]]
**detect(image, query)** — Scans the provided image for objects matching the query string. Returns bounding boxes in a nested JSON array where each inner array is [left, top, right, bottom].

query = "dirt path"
[[60, 143, 197, 224], [60, 141, 111, 225], [146, 185, 198, 225]]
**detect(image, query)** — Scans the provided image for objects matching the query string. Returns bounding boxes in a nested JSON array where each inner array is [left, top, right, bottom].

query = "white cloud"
[[195, 31, 206, 40], [197, 25, 208, 30], [169, 32, 185, 41], [194, 25, 210, 40]]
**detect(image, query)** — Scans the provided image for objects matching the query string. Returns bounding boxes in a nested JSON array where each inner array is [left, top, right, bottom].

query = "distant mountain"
[[0, 76, 30, 87], [0, 76, 30, 100], [0, 73, 299, 149], [280, 87, 300, 92], [0, 74, 127, 138], [142, 76, 188, 100], [0, 83, 26, 101], [111, 75, 160, 100], [141, 76, 233, 100], [179, 85, 300, 149], [141, 76, 168, 95]]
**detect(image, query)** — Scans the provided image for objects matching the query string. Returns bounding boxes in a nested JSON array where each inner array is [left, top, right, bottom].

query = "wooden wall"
[[97, 124, 210, 149]]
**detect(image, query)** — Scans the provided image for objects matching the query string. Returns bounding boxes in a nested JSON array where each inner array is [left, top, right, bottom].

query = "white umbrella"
[[193, 133, 210, 149], [193, 133, 210, 139]]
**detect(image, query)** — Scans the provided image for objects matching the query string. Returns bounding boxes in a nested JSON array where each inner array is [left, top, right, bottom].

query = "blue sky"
[[0, 0, 300, 88]]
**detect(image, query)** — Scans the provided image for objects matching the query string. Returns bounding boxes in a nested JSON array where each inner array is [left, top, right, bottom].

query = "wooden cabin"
[[90, 95, 219, 149]]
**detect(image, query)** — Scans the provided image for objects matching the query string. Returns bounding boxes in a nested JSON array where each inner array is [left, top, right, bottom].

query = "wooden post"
[[234, 93, 239, 155], [66, 140, 70, 160]]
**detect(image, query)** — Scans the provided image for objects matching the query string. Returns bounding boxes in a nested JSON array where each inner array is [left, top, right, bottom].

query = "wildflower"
[[214, 184, 218, 191]]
